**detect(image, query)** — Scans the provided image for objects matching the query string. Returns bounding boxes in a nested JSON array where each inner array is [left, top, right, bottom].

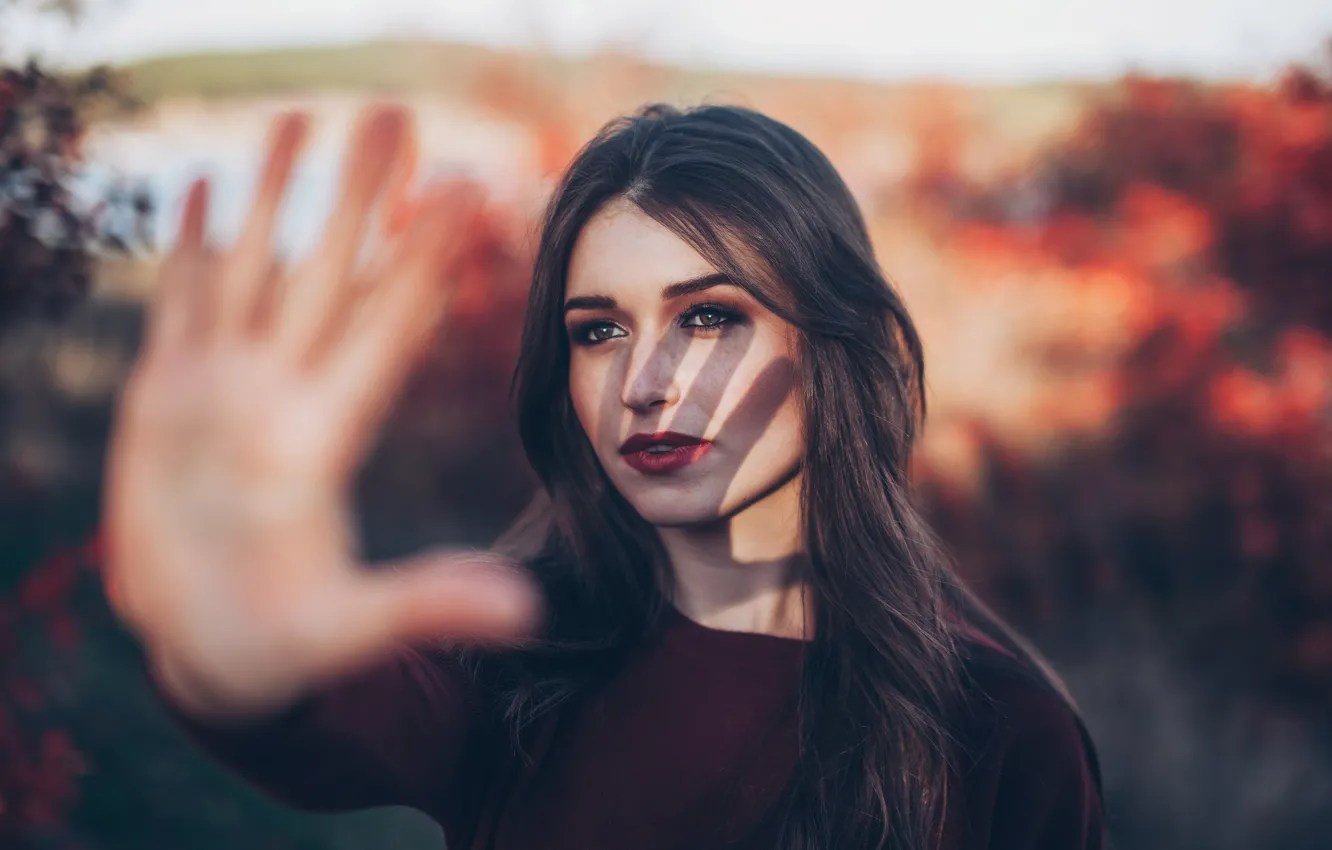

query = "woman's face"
[[564, 197, 804, 528]]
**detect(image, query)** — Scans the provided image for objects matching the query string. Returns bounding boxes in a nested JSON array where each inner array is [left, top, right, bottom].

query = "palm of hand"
[[103, 105, 540, 717]]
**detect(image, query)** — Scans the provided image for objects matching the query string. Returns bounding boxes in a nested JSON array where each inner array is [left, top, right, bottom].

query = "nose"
[[621, 338, 683, 413]]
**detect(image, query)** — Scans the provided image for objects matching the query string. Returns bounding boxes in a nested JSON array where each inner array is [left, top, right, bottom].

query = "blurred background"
[[1, 1, 1330, 847]]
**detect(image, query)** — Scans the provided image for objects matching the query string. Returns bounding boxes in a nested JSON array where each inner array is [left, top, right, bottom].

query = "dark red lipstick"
[[618, 431, 712, 474]]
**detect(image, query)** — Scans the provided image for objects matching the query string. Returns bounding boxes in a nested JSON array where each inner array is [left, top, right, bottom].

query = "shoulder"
[[955, 642, 1096, 768], [947, 640, 1107, 850]]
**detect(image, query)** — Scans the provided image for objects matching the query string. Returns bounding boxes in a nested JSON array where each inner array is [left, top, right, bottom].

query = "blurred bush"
[[912, 48, 1332, 850], [0, 3, 153, 842]]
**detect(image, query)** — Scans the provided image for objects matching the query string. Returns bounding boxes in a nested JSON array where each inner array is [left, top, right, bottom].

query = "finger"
[[302, 139, 420, 357], [380, 123, 419, 239], [217, 111, 310, 335], [177, 175, 208, 250], [246, 254, 288, 335], [344, 552, 543, 653], [146, 178, 212, 355], [318, 181, 485, 453], [275, 104, 412, 361]]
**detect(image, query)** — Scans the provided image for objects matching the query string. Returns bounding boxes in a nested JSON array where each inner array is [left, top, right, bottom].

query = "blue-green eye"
[[571, 321, 626, 345], [680, 304, 739, 331], [569, 304, 742, 347]]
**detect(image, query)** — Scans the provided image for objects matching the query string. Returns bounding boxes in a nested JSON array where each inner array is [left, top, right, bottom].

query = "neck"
[[656, 470, 814, 640]]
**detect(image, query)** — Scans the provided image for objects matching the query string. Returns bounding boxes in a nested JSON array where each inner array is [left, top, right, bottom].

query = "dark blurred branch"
[[0, 0, 148, 843], [0, 57, 149, 328]]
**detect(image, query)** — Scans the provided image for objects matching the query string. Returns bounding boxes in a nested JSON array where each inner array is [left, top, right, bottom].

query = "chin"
[[620, 488, 728, 528]]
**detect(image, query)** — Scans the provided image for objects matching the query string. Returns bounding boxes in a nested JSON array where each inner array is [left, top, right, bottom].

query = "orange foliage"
[[911, 52, 1332, 712]]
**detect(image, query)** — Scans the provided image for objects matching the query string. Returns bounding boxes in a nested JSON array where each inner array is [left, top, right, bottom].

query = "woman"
[[105, 102, 1105, 850]]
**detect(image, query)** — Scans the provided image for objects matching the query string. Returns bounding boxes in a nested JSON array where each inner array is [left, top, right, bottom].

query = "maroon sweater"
[[155, 605, 1105, 849]]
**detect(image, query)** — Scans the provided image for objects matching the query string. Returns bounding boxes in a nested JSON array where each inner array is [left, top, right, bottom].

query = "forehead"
[[566, 198, 717, 298]]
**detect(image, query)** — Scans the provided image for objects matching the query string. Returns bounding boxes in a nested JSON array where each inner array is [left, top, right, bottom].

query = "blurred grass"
[[119, 40, 497, 101], [116, 37, 1100, 115]]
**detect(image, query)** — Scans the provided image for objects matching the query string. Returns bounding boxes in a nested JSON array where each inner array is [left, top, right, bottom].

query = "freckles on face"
[[562, 197, 804, 526]]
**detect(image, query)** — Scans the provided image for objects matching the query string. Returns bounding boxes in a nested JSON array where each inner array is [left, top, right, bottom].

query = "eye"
[[680, 304, 740, 332], [571, 321, 626, 346], [570, 304, 742, 346]]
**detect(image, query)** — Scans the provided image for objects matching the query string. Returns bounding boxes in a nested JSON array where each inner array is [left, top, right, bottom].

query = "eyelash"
[[570, 303, 742, 347]]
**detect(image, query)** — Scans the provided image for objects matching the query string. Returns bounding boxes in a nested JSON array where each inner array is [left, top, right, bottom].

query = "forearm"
[[147, 643, 487, 814]]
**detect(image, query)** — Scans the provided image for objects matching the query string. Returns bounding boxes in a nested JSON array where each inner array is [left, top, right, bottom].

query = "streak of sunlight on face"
[[563, 198, 804, 529]]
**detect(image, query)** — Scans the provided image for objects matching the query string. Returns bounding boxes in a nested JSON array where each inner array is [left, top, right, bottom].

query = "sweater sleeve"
[[961, 671, 1107, 850], [147, 646, 495, 825]]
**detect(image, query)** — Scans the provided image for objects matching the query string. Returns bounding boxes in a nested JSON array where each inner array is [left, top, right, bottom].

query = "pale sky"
[[5, 0, 1332, 82]]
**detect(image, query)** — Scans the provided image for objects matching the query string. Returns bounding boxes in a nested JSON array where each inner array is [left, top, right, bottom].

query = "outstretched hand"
[[103, 104, 541, 718]]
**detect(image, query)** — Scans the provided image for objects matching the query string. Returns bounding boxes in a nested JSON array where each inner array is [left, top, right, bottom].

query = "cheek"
[[764, 394, 805, 461], [717, 349, 801, 442], [568, 357, 606, 445]]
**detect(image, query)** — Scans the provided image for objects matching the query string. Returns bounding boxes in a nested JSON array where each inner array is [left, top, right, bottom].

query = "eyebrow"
[[563, 272, 735, 314]]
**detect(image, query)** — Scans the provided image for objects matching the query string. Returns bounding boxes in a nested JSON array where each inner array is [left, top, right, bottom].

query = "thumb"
[[348, 550, 544, 651]]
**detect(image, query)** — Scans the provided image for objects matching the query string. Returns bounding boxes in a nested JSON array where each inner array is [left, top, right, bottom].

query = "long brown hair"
[[469, 103, 1078, 849]]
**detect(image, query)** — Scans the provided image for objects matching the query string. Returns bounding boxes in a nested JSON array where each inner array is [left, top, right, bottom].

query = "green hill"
[[117, 38, 1098, 107]]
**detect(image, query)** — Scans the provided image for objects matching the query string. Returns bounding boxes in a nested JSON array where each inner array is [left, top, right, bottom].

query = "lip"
[[619, 431, 706, 455], [618, 431, 713, 475]]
